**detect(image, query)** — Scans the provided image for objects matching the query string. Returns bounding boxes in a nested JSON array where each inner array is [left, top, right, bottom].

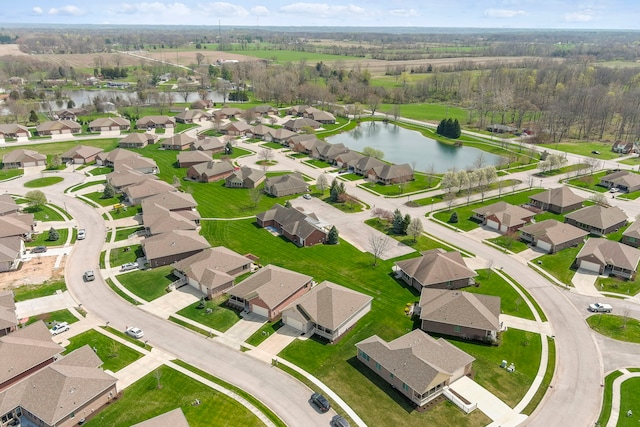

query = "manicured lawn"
[[0, 168, 23, 180], [538, 141, 619, 160], [339, 173, 362, 181], [289, 152, 307, 159], [617, 377, 640, 427], [260, 142, 283, 149], [63, 329, 143, 372], [597, 274, 640, 296], [378, 102, 468, 123], [176, 296, 242, 333], [175, 123, 199, 133], [360, 173, 440, 196], [466, 270, 535, 320], [587, 314, 640, 343], [84, 365, 264, 427], [522, 337, 556, 415], [68, 180, 106, 193], [25, 308, 78, 327], [106, 278, 141, 305], [619, 156, 640, 166], [25, 228, 69, 247], [23, 204, 65, 221], [486, 235, 530, 253], [102, 326, 150, 349], [117, 266, 177, 302], [303, 158, 332, 169], [109, 244, 144, 267], [535, 246, 582, 286], [114, 226, 145, 242], [597, 370, 625, 426], [317, 193, 365, 213], [0, 139, 119, 159], [365, 218, 442, 253], [12, 280, 67, 302], [87, 166, 112, 176], [23, 176, 64, 188], [566, 171, 609, 192], [83, 191, 121, 207], [110, 205, 141, 220], [245, 319, 283, 346], [212, 147, 253, 160]]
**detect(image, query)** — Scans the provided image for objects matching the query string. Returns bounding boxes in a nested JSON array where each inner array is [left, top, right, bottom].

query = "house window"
[[359, 350, 370, 361], [402, 383, 409, 391], [390, 373, 394, 379], [454, 325, 461, 333], [375, 363, 381, 371]]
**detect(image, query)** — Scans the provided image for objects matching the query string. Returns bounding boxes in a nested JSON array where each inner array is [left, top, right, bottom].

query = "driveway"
[[465, 226, 500, 241], [143, 285, 201, 318], [571, 268, 601, 297], [221, 312, 266, 343]]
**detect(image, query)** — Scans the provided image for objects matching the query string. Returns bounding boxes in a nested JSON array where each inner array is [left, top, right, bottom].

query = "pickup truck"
[[588, 303, 613, 313]]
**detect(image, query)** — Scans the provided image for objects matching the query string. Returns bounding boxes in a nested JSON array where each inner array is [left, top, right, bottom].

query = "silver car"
[[125, 327, 144, 339]]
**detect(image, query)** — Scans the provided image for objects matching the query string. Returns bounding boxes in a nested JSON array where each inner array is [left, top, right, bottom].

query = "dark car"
[[331, 415, 350, 427], [592, 150, 600, 155], [310, 392, 330, 413], [31, 246, 47, 253]]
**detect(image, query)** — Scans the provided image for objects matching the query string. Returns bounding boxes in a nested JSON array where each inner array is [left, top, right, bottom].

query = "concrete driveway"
[[571, 268, 601, 297], [222, 312, 266, 342]]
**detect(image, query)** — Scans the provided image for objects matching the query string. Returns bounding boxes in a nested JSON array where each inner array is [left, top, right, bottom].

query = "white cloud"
[[198, 2, 249, 17], [389, 9, 418, 17], [484, 8, 526, 18], [251, 6, 270, 16], [564, 12, 593, 22], [280, 3, 365, 18], [116, 2, 191, 16], [48, 5, 84, 16], [32, 6, 43, 15]]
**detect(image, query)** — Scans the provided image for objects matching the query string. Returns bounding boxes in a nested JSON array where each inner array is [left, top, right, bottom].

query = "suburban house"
[[264, 128, 296, 144], [0, 195, 19, 216], [123, 179, 176, 205], [0, 290, 17, 336], [0, 237, 24, 273], [173, 246, 253, 298], [175, 109, 212, 123], [142, 229, 210, 268], [96, 148, 138, 168], [418, 289, 502, 342], [2, 149, 46, 169], [394, 249, 477, 291], [519, 219, 588, 253], [0, 124, 30, 140], [528, 186, 584, 214], [622, 221, 640, 248], [177, 150, 212, 168], [88, 117, 131, 132], [263, 173, 308, 197], [599, 170, 640, 193], [36, 120, 81, 136], [335, 151, 364, 169], [186, 161, 235, 183], [282, 118, 321, 132], [564, 205, 628, 235], [118, 132, 159, 148], [288, 106, 336, 124], [368, 163, 414, 185], [250, 105, 279, 116], [213, 107, 242, 120], [250, 124, 275, 140], [191, 99, 213, 110], [132, 409, 190, 427], [107, 168, 158, 191], [136, 115, 176, 129], [55, 108, 88, 121], [60, 145, 104, 164], [355, 329, 475, 407], [291, 137, 328, 156], [286, 134, 316, 149], [142, 204, 199, 236], [225, 166, 266, 189], [0, 214, 34, 240], [226, 265, 313, 320], [0, 343, 118, 427], [574, 238, 640, 279], [192, 136, 226, 153], [315, 143, 349, 163], [353, 156, 385, 175], [114, 156, 158, 175], [256, 204, 330, 247], [221, 121, 252, 136], [471, 201, 535, 234], [161, 134, 196, 151], [282, 281, 372, 342], [612, 141, 635, 154]]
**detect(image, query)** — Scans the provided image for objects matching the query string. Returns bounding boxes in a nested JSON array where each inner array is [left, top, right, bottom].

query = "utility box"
[[500, 360, 507, 368], [507, 363, 515, 373]]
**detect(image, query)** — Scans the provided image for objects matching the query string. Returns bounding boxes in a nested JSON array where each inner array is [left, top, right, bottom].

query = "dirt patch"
[[0, 256, 65, 290], [0, 44, 27, 57]]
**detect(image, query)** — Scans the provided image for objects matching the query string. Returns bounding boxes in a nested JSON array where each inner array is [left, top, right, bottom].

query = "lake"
[[328, 121, 503, 173]]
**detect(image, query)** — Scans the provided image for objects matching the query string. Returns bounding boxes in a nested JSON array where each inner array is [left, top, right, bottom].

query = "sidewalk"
[[606, 369, 640, 427]]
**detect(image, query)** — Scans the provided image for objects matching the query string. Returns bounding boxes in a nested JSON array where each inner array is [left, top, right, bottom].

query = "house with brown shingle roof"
[[142, 229, 210, 268], [175, 109, 212, 124], [173, 247, 253, 298], [599, 170, 640, 193], [256, 204, 329, 247], [612, 141, 635, 154], [177, 150, 212, 168], [250, 105, 279, 116], [54, 108, 88, 121], [225, 166, 266, 189], [353, 156, 385, 176], [334, 150, 364, 169], [226, 265, 313, 320], [213, 107, 242, 120], [186, 160, 235, 183], [0, 237, 24, 273], [0, 195, 19, 216], [161, 133, 196, 151], [394, 249, 477, 292], [265, 128, 296, 144], [123, 179, 175, 205], [0, 124, 30, 140], [0, 290, 17, 336], [368, 163, 414, 185], [119, 132, 159, 148], [418, 289, 502, 342], [250, 124, 275, 140], [0, 213, 34, 240], [315, 143, 349, 163], [575, 238, 640, 279], [142, 204, 200, 236], [36, 120, 81, 136], [519, 219, 588, 253], [221, 121, 252, 136], [136, 115, 175, 129], [283, 118, 321, 132], [263, 173, 308, 197], [132, 408, 190, 427], [355, 329, 474, 407], [60, 145, 104, 164], [292, 138, 329, 156], [115, 156, 158, 175], [107, 168, 158, 191], [471, 201, 534, 234], [564, 205, 628, 236], [2, 149, 46, 169], [96, 148, 138, 168], [282, 281, 372, 342], [192, 136, 226, 153], [622, 221, 640, 248], [88, 117, 130, 132], [528, 186, 584, 214]]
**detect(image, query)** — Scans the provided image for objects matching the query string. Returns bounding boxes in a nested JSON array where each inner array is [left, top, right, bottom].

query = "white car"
[[303, 194, 312, 200], [120, 262, 139, 271], [77, 229, 86, 240], [50, 322, 70, 335], [588, 303, 613, 313], [125, 326, 144, 339], [609, 188, 619, 193]]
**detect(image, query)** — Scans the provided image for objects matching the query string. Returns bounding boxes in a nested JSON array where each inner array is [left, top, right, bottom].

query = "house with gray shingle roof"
[[368, 163, 414, 185], [225, 166, 266, 189], [186, 160, 235, 183], [136, 115, 175, 129], [119, 132, 159, 148], [0, 290, 17, 336], [519, 219, 588, 253], [142, 229, 210, 268], [394, 249, 477, 291], [88, 117, 130, 132], [0, 237, 23, 273], [282, 281, 372, 342], [115, 156, 158, 175], [256, 204, 329, 247], [2, 149, 46, 169], [528, 186, 584, 214], [132, 408, 190, 427], [107, 168, 158, 191], [356, 329, 474, 407], [263, 173, 308, 197], [353, 156, 385, 176], [192, 136, 226, 153], [574, 238, 640, 279], [123, 179, 175, 205], [0, 194, 19, 216], [60, 145, 104, 164], [564, 205, 627, 236], [0, 213, 34, 240], [599, 170, 640, 193], [265, 128, 296, 144], [418, 289, 502, 342], [226, 265, 313, 320], [622, 221, 640, 248], [282, 118, 321, 132], [472, 201, 534, 234]]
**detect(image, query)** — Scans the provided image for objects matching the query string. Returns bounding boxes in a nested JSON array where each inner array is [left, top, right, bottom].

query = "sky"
[[3, 1, 640, 29]]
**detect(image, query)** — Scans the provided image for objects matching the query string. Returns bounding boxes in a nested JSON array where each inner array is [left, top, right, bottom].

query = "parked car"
[[83, 270, 95, 282], [331, 415, 351, 427], [77, 229, 86, 240], [50, 322, 70, 335], [310, 392, 330, 413], [126, 326, 144, 339], [120, 262, 139, 271], [31, 246, 47, 253], [303, 194, 312, 200], [588, 303, 613, 313], [609, 188, 620, 193]]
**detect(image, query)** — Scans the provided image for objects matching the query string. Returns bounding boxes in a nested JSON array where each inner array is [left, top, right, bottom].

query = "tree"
[[330, 180, 346, 202], [441, 170, 459, 194], [25, 190, 46, 211], [590, 193, 610, 206], [368, 233, 390, 266], [172, 175, 181, 188], [362, 146, 384, 160], [48, 227, 59, 241], [449, 211, 459, 223], [248, 187, 263, 208], [444, 192, 457, 211], [49, 154, 61, 169], [407, 218, 423, 242], [259, 148, 274, 163], [391, 209, 404, 234], [103, 182, 115, 199], [327, 226, 339, 244], [316, 174, 329, 194], [425, 163, 436, 187], [28, 110, 38, 125], [225, 141, 234, 155], [402, 214, 411, 234]]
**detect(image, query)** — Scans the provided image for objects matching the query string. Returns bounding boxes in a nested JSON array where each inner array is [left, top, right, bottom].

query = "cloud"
[[199, 2, 249, 17], [251, 6, 270, 16], [389, 9, 418, 17], [280, 3, 365, 18], [564, 9, 594, 22], [32, 6, 43, 15], [48, 5, 84, 16], [116, 2, 191, 16], [484, 8, 526, 18]]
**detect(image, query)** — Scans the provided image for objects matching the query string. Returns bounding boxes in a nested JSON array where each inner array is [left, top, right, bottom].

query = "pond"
[[328, 121, 504, 173]]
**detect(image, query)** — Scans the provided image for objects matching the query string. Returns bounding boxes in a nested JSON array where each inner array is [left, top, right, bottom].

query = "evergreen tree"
[[436, 119, 445, 136], [449, 211, 459, 223], [103, 183, 115, 199], [392, 209, 404, 234], [452, 118, 461, 138], [327, 226, 339, 244], [28, 110, 38, 125], [48, 227, 59, 241], [225, 141, 233, 154], [402, 214, 411, 234]]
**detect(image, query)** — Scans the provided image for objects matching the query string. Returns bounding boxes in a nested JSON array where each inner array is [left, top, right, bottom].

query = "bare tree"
[[590, 193, 610, 206], [155, 368, 162, 389], [316, 174, 329, 194], [259, 148, 274, 163], [425, 163, 436, 187], [585, 157, 602, 175], [368, 234, 390, 267], [248, 187, 263, 208], [177, 77, 191, 102], [444, 192, 457, 211], [407, 218, 424, 243], [622, 308, 630, 329], [473, 152, 487, 169], [196, 52, 206, 67]]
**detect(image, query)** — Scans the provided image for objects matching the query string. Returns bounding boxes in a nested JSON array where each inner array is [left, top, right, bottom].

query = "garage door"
[[537, 240, 552, 252], [580, 260, 601, 273], [252, 305, 269, 318], [284, 316, 304, 332], [486, 220, 499, 230]]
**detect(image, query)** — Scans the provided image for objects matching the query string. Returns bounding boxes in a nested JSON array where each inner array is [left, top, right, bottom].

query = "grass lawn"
[[261, 142, 283, 149], [63, 329, 143, 372], [23, 204, 65, 221], [110, 205, 142, 220], [466, 270, 535, 320], [365, 218, 442, 253], [117, 266, 177, 302], [619, 156, 640, 166], [176, 296, 242, 333], [87, 166, 112, 176], [23, 176, 64, 188], [617, 377, 640, 427], [587, 314, 640, 343], [68, 180, 106, 193], [84, 365, 264, 427], [83, 191, 121, 207], [566, 171, 609, 192], [303, 158, 332, 169], [597, 275, 640, 296], [522, 337, 556, 415], [25, 228, 69, 247], [245, 320, 283, 346], [12, 280, 67, 302], [106, 278, 141, 305], [25, 308, 78, 327], [317, 193, 365, 213], [360, 173, 440, 196], [212, 147, 253, 160], [114, 226, 145, 242], [109, 244, 144, 267], [535, 246, 581, 286], [0, 168, 23, 180], [597, 370, 625, 426], [486, 235, 530, 253], [538, 141, 619, 160], [431, 189, 544, 232], [289, 152, 307, 159], [0, 140, 119, 161], [339, 173, 362, 181]]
